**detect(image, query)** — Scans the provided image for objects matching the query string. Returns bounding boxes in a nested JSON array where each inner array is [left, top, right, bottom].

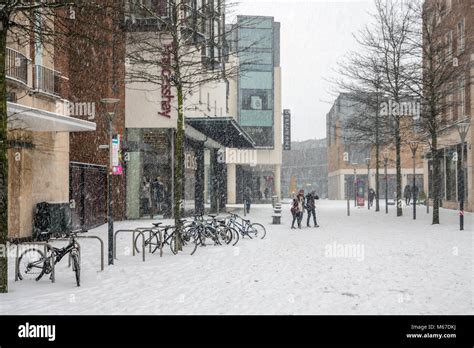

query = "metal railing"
[[33, 64, 60, 96], [6, 47, 29, 85]]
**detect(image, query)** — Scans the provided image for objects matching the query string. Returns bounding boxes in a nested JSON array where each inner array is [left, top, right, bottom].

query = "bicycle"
[[134, 221, 198, 255], [17, 232, 82, 287], [227, 213, 266, 239]]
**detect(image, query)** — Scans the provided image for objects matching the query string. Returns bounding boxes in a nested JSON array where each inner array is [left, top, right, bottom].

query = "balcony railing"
[[6, 48, 29, 85], [33, 65, 61, 96]]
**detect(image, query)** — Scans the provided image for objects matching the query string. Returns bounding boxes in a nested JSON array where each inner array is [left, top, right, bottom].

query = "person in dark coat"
[[404, 185, 412, 205], [243, 187, 252, 213], [290, 193, 299, 229], [305, 191, 319, 227], [368, 188, 376, 208], [412, 185, 419, 205]]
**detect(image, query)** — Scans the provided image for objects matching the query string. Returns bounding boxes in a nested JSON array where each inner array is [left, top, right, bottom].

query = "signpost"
[[283, 109, 291, 151]]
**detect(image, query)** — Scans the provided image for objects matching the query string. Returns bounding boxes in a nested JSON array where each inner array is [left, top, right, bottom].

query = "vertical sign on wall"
[[283, 109, 291, 151]]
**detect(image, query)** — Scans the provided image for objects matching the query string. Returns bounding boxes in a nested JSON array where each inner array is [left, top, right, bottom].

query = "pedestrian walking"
[[404, 184, 412, 206], [368, 188, 376, 208], [412, 185, 419, 205], [243, 186, 252, 214], [305, 191, 319, 227], [291, 189, 305, 229]]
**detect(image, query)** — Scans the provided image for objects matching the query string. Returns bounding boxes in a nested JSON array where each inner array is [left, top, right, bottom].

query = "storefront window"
[[445, 147, 457, 201]]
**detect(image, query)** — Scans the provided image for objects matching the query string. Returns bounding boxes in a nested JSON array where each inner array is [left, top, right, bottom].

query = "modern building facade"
[[282, 139, 328, 199], [422, 0, 473, 212], [326, 94, 424, 202], [227, 15, 282, 204], [123, 0, 254, 218]]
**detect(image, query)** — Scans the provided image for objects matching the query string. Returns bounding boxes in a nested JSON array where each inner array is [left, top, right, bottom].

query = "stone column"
[[227, 163, 237, 204], [274, 164, 281, 200]]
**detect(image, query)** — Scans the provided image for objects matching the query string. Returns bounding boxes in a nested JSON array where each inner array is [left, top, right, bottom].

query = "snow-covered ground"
[[1, 200, 472, 315]]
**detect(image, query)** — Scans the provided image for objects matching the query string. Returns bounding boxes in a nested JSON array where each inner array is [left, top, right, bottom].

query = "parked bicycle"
[[134, 221, 198, 256], [17, 232, 82, 287], [227, 213, 266, 239]]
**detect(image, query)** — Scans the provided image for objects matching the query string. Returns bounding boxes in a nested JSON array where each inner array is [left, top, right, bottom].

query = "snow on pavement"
[[1, 200, 472, 315]]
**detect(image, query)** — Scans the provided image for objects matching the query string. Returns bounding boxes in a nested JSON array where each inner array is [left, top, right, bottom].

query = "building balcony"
[[33, 64, 61, 97], [5, 47, 30, 86]]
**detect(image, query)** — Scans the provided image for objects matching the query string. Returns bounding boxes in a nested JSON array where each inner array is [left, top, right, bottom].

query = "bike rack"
[[15, 242, 56, 283], [54, 236, 104, 271], [113, 229, 146, 262]]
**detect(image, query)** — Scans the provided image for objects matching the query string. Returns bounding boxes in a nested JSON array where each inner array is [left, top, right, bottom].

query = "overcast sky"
[[236, 0, 376, 142]]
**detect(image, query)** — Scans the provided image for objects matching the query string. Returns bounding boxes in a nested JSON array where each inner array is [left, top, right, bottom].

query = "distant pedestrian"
[[404, 185, 412, 205], [412, 185, 419, 205], [368, 188, 376, 208], [243, 186, 252, 213], [290, 193, 303, 229], [305, 191, 319, 227], [291, 190, 305, 229], [264, 187, 269, 199]]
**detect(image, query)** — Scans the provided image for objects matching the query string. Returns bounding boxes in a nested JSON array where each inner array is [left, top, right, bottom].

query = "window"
[[457, 18, 465, 54], [241, 89, 272, 110]]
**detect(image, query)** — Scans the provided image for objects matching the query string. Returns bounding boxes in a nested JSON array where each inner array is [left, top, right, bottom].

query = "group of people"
[[290, 190, 320, 229], [404, 184, 419, 205]]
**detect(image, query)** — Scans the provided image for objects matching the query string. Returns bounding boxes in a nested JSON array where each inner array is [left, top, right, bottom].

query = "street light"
[[365, 157, 371, 210], [383, 150, 389, 214], [101, 97, 120, 266], [457, 120, 470, 231], [409, 141, 419, 220], [352, 163, 358, 208]]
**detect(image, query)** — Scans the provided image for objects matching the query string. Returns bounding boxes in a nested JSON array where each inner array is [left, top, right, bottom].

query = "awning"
[[7, 102, 96, 132], [185, 117, 255, 149]]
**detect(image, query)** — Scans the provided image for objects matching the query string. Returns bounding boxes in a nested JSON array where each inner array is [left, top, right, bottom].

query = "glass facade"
[[126, 128, 173, 219], [237, 16, 277, 148]]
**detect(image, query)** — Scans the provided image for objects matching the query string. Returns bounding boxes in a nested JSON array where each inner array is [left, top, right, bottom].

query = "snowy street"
[[1, 201, 472, 315]]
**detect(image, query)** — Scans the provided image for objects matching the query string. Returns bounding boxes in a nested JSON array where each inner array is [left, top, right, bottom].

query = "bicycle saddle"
[[152, 222, 163, 227], [208, 214, 217, 218]]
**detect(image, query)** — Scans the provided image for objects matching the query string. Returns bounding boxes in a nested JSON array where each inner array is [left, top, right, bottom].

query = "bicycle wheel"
[[71, 251, 80, 287], [17, 248, 46, 281], [250, 223, 267, 239], [170, 232, 198, 255], [134, 231, 161, 254], [217, 227, 233, 245], [229, 227, 240, 246]]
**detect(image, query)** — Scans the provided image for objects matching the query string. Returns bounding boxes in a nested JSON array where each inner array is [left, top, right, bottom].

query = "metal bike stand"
[[113, 229, 146, 262], [58, 236, 104, 271], [113, 229, 140, 259], [134, 228, 155, 254], [15, 242, 55, 283]]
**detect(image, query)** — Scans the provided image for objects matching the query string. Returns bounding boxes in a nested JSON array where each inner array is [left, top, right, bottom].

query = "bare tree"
[[353, 0, 416, 217], [334, 46, 392, 212]]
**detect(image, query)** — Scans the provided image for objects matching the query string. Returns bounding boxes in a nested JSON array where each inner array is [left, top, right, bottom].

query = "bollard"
[[347, 198, 350, 216]]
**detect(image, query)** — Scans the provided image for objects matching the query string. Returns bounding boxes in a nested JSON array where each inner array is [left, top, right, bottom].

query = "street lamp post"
[[383, 150, 389, 214], [409, 141, 419, 220], [365, 157, 371, 210], [101, 98, 120, 266], [457, 121, 470, 231], [352, 163, 358, 207]]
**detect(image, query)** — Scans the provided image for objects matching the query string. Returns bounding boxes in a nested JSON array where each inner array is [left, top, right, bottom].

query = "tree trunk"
[[0, 20, 9, 293], [375, 99, 380, 212], [173, 84, 184, 252], [395, 118, 403, 217], [431, 135, 440, 225]]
